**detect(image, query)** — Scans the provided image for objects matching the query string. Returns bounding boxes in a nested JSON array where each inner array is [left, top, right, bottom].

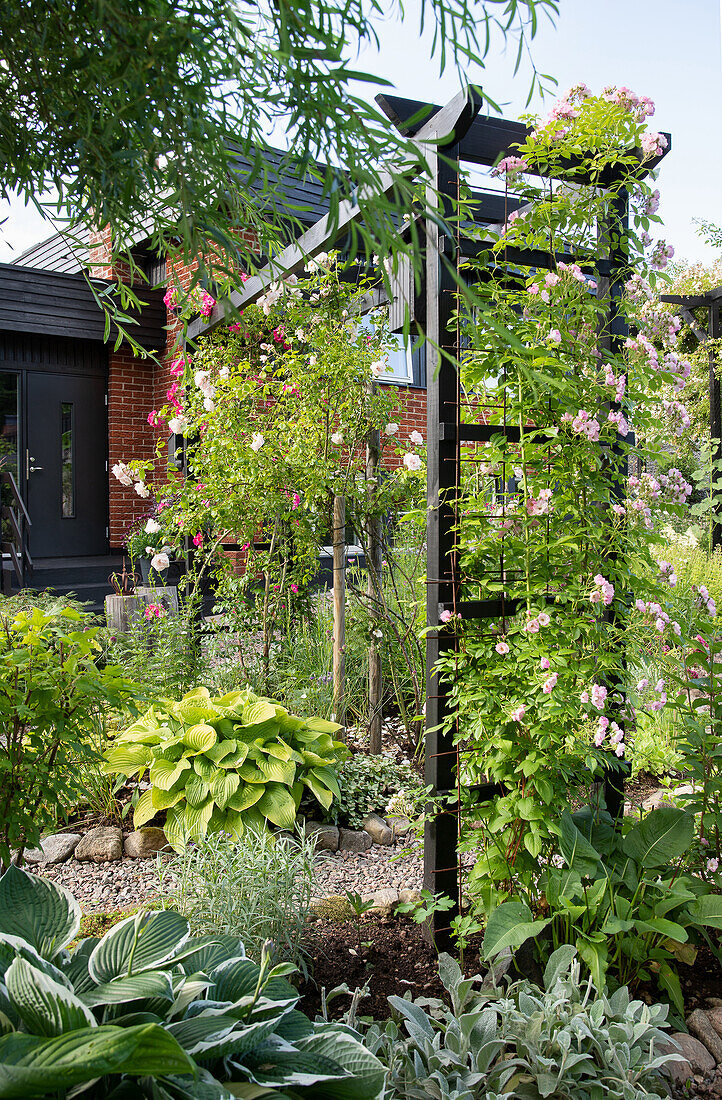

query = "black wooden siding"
[[0, 331, 108, 375], [0, 264, 166, 349]]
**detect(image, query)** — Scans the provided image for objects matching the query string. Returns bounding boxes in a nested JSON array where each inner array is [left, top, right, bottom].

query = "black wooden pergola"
[[660, 287, 722, 550], [190, 90, 669, 949]]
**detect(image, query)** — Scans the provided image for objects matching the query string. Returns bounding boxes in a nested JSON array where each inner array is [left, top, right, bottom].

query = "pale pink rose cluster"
[[658, 560, 678, 587], [634, 597, 682, 636], [542, 672, 558, 694], [661, 398, 691, 437], [495, 640, 510, 655], [640, 132, 668, 160], [526, 487, 553, 516], [439, 609, 461, 624], [601, 85, 655, 120], [650, 239, 674, 271], [581, 683, 608, 711], [524, 610, 551, 633], [491, 156, 529, 177], [562, 409, 600, 443], [602, 365, 626, 403], [607, 410, 629, 437], [641, 189, 660, 216], [594, 715, 625, 756], [590, 574, 614, 606]]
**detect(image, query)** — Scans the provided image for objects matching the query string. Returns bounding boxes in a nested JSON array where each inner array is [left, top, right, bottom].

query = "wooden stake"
[[332, 494, 346, 734], [367, 426, 383, 754]]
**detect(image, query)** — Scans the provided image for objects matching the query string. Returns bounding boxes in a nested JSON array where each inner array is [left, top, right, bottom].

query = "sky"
[[1, 0, 720, 266]]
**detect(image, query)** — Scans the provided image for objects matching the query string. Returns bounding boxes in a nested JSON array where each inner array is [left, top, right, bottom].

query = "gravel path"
[[312, 840, 423, 897], [35, 857, 164, 913]]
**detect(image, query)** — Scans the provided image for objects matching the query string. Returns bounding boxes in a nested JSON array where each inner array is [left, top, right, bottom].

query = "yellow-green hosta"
[[104, 687, 348, 851]]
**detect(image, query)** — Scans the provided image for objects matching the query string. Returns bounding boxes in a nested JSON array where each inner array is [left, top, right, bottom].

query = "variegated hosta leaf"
[[210, 772, 240, 811], [183, 724, 218, 754], [149, 757, 191, 791], [5, 958, 96, 1036], [0, 866, 81, 958], [185, 772, 211, 808], [88, 911, 190, 983], [226, 785, 265, 813]]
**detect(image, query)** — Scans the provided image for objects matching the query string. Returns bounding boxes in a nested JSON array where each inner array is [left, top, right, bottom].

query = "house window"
[[61, 402, 74, 517], [376, 332, 414, 385]]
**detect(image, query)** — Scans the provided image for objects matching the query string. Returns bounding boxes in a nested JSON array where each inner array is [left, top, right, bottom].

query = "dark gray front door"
[[27, 372, 107, 557]]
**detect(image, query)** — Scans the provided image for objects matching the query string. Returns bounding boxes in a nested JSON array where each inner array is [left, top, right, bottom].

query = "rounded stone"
[[363, 813, 394, 846], [304, 822, 340, 852], [124, 827, 170, 859], [338, 828, 373, 853], [75, 826, 123, 863], [23, 833, 81, 865]]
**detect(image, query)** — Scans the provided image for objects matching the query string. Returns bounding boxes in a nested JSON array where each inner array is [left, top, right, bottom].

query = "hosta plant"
[[104, 687, 347, 850], [0, 863, 384, 1099], [361, 947, 680, 1099]]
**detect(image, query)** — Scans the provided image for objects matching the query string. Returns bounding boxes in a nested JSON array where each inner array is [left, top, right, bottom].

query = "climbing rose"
[[385, 423, 399, 436], [707, 858, 719, 874], [147, 410, 160, 426], [193, 533, 203, 547], [510, 705, 526, 722], [145, 519, 161, 534], [403, 453, 422, 472], [542, 673, 558, 694], [151, 552, 170, 572], [409, 430, 424, 445], [540, 657, 550, 670], [495, 641, 510, 655], [331, 431, 343, 445], [134, 481, 150, 498], [440, 610, 453, 623], [250, 433, 264, 452], [111, 462, 133, 487]]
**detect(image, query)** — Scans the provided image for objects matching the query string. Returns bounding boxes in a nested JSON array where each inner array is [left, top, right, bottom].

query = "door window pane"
[[61, 402, 74, 517], [0, 372, 19, 541]]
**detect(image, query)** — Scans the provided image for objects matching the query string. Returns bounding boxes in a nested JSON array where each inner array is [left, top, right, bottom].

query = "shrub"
[[361, 948, 680, 1099], [104, 686, 348, 850], [157, 823, 317, 968], [330, 752, 424, 829], [0, 863, 385, 1098], [0, 605, 130, 867]]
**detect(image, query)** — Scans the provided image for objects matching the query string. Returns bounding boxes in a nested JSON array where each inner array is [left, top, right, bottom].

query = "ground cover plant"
[[103, 686, 348, 849], [0, 863, 385, 1098]]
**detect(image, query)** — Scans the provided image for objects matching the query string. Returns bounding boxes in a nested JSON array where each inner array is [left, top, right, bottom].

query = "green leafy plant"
[[157, 824, 317, 969], [361, 947, 680, 1099], [104, 686, 348, 850], [344, 891, 376, 955], [395, 888, 455, 926], [331, 753, 424, 830], [0, 863, 385, 1098], [0, 605, 130, 867], [482, 805, 722, 1015]]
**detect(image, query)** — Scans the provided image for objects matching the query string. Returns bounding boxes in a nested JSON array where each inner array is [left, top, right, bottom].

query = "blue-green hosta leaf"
[[64, 940, 98, 994], [181, 798, 214, 843], [150, 757, 191, 791], [141, 1068, 237, 1100], [257, 785, 297, 831], [210, 772, 240, 811], [185, 772, 211, 808], [0, 1023, 193, 1097], [5, 958, 95, 1036], [179, 937, 245, 977], [88, 911, 190, 983], [81, 970, 174, 1006], [622, 807, 694, 868], [0, 866, 80, 958], [0, 934, 72, 991], [205, 739, 237, 764], [293, 1024, 386, 1099], [183, 724, 218, 753]]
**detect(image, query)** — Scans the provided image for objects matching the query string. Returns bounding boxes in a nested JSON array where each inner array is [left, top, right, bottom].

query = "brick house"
[[0, 152, 428, 602]]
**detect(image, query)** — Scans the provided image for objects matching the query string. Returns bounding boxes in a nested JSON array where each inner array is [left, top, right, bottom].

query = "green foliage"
[[330, 752, 424, 829], [0, 863, 385, 1098], [361, 948, 678, 1099], [483, 804, 722, 1015], [0, 605, 130, 868], [156, 824, 317, 969], [103, 598, 200, 700], [104, 686, 348, 850]]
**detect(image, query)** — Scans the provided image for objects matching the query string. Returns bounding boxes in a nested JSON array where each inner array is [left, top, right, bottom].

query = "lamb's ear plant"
[[360, 947, 681, 1100], [104, 686, 348, 850], [0, 863, 386, 1099]]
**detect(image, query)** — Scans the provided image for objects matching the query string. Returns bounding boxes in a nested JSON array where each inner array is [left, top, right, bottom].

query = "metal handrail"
[[1, 469, 32, 593]]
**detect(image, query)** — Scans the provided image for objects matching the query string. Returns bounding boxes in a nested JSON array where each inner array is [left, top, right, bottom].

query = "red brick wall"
[[103, 238, 428, 549]]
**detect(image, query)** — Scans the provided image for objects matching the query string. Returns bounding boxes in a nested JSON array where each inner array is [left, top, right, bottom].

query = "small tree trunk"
[[367, 427, 383, 754], [332, 494, 346, 735]]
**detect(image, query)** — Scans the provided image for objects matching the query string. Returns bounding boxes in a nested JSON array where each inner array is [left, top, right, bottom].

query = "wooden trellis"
[[190, 91, 670, 952]]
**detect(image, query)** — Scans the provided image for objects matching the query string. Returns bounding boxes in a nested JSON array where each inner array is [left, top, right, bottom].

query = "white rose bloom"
[[134, 481, 150, 498], [219, 365, 230, 379], [168, 416, 187, 435], [111, 462, 133, 487], [309, 355, 317, 366], [145, 519, 161, 534], [259, 281, 283, 316], [410, 430, 424, 445], [403, 452, 423, 472], [295, 329, 306, 341], [331, 431, 343, 445], [194, 370, 209, 388], [370, 360, 385, 378], [251, 433, 264, 452], [151, 552, 170, 572], [203, 398, 215, 412], [384, 423, 399, 436], [145, 545, 154, 554]]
